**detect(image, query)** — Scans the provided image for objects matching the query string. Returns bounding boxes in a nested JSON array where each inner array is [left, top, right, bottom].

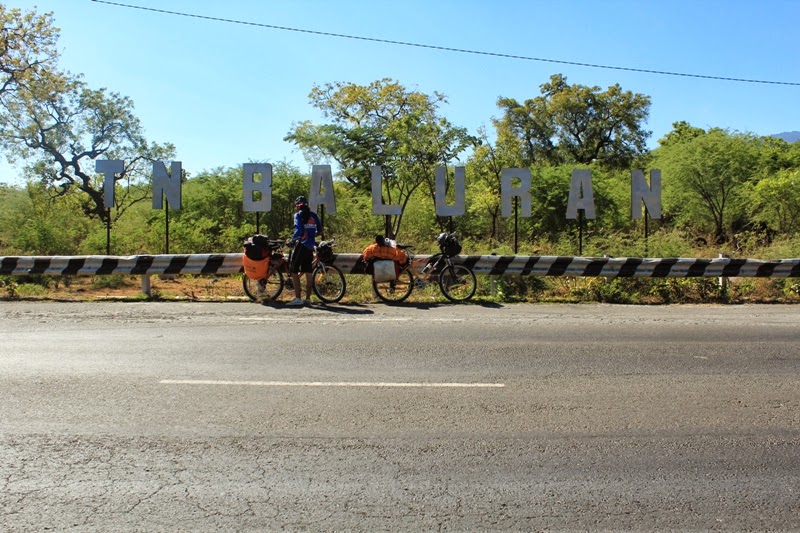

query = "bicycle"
[[243, 238, 346, 304], [370, 232, 477, 303]]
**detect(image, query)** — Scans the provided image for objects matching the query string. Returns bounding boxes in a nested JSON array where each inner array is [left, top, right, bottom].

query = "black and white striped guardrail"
[[2, 253, 800, 278]]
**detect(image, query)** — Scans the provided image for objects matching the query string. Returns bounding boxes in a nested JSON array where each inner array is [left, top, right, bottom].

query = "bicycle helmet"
[[295, 196, 309, 208]]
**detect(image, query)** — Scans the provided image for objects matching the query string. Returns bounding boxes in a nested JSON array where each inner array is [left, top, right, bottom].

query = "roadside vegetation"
[[1, 5, 799, 304]]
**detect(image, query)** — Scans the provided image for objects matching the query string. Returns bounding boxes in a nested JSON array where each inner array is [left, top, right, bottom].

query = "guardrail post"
[[141, 275, 151, 296], [489, 253, 497, 296], [718, 253, 729, 291]]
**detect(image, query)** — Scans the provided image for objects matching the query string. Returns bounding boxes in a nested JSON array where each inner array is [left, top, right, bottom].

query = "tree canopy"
[[0, 9, 797, 263], [0, 5, 174, 223], [0, 5, 59, 103], [656, 127, 762, 243], [494, 74, 651, 169], [285, 78, 474, 238]]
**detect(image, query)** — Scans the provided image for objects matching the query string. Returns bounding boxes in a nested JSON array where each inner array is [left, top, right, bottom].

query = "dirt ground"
[[4, 273, 380, 303], [7, 275, 252, 302]]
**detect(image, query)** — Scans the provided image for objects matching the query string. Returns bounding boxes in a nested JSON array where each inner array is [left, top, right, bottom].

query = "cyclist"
[[287, 196, 322, 306]]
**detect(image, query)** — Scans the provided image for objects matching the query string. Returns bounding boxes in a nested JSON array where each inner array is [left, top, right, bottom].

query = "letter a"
[[566, 169, 595, 219], [311, 165, 336, 215]]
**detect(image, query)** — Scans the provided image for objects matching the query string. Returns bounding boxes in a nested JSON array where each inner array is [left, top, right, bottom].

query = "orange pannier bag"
[[242, 254, 269, 280], [242, 242, 270, 280], [362, 243, 407, 264]]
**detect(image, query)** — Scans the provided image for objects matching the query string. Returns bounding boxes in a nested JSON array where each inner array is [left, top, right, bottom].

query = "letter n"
[[152, 161, 182, 210], [631, 169, 661, 219]]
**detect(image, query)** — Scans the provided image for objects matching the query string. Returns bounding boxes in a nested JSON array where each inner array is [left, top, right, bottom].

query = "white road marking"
[[238, 317, 416, 322], [160, 379, 504, 388]]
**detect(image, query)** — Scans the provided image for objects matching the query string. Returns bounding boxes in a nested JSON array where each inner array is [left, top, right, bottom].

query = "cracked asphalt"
[[1, 302, 799, 531]]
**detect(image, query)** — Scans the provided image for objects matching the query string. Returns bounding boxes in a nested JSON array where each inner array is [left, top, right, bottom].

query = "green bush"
[[647, 278, 725, 303], [15, 283, 49, 297]]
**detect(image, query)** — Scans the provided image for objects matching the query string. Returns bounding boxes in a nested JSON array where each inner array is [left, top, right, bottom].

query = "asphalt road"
[[1, 301, 799, 531]]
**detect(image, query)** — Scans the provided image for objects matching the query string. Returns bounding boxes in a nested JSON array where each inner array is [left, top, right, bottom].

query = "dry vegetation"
[[3, 272, 799, 305]]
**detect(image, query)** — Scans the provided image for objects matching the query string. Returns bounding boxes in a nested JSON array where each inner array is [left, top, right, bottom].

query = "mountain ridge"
[[772, 131, 800, 143]]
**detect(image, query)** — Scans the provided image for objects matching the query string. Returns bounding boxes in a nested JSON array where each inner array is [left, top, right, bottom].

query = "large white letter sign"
[[435, 166, 465, 217], [371, 165, 401, 216], [95, 159, 123, 210], [242, 163, 272, 212], [310, 165, 336, 215], [500, 168, 532, 218], [566, 169, 595, 219], [631, 169, 661, 220], [152, 161, 182, 210]]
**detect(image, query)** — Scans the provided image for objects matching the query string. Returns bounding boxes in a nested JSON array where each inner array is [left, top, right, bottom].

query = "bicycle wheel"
[[312, 264, 346, 303], [372, 268, 414, 303], [438, 264, 477, 302], [242, 270, 284, 302]]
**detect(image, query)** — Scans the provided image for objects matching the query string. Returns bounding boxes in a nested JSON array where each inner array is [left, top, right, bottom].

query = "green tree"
[[657, 128, 762, 243], [495, 73, 651, 169], [464, 127, 516, 241], [0, 69, 174, 224], [0, 6, 174, 226], [285, 78, 473, 238], [11, 181, 94, 255], [0, 183, 28, 253], [745, 169, 800, 234], [657, 121, 706, 148], [0, 5, 59, 104]]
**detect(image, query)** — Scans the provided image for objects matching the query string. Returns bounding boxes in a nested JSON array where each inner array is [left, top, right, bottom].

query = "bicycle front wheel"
[[372, 268, 414, 303], [438, 264, 477, 302], [312, 264, 346, 303], [242, 270, 284, 302]]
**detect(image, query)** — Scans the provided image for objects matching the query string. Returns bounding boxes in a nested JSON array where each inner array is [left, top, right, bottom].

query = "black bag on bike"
[[438, 233, 462, 257], [243, 240, 269, 260], [316, 241, 334, 263], [252, 234, 271, 248]]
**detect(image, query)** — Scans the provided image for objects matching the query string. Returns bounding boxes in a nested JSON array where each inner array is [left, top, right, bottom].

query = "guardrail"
[[2, 253, 800, 295]]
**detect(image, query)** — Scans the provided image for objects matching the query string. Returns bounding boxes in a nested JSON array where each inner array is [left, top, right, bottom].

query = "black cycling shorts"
[[290, 244, 314, 273]]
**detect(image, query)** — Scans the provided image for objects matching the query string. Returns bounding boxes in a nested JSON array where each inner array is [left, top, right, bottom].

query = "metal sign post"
[[106, 208, 111, 255], [165, 199, 170, 254], [513, 197, 519, 254]]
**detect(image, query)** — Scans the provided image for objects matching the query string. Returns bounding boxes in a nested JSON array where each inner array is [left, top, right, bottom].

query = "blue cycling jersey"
[[292, 210, 322, 249]]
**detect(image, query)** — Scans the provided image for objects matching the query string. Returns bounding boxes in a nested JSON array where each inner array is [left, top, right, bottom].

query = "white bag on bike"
[[373, 260, 397, 282]]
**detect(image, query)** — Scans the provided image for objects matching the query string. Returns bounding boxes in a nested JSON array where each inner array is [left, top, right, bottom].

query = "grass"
[[2, 267, 799, 304]]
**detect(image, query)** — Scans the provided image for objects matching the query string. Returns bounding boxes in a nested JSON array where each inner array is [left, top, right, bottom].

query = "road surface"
[[1, 301, 798, 530]]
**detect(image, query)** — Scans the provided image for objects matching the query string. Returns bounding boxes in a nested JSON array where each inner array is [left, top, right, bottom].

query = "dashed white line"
[[160, 379, 505, 388]]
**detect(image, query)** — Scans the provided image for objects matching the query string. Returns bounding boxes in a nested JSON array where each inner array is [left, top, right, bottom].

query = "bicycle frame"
[[370, 233, 476, 303], [242, 238, 346, 304], [398, 247, 452, 281]]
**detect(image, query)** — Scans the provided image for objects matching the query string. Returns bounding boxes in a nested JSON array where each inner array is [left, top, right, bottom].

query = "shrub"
[[15, 283, 49, 297], [91, 275, 131, 290]]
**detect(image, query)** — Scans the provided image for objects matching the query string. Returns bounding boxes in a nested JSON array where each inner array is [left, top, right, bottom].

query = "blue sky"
[[2, 0, 800, 184]]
